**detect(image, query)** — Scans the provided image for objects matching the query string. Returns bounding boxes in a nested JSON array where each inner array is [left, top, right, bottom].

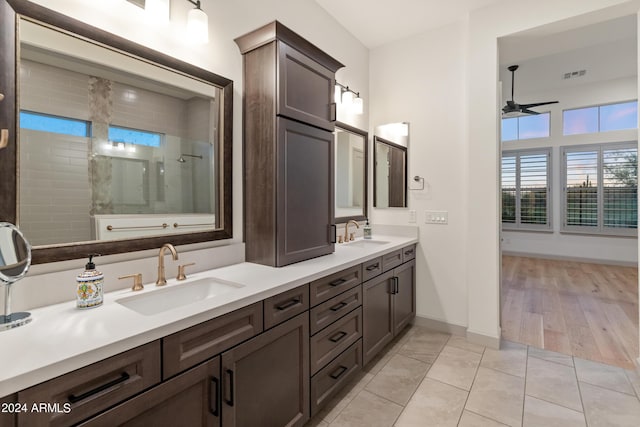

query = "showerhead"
[[177, 153, 202, 163]]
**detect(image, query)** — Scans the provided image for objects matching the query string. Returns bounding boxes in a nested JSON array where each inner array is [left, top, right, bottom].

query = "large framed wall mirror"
[[0, 0, 233, 264], [374, 133, 408, 208], [334, 122, 368, 222]]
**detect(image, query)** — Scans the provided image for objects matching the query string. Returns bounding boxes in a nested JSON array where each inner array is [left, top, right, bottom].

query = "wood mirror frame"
[[373, 135, 408, 208], [334, 122, 368, 223], [0, 0, 233, 264]]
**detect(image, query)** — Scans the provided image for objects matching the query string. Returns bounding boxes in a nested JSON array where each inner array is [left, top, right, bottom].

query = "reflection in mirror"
[[0, 0, 233, 264], [374, 126, 408, 208], [0, 222, 32, 331], [335, 122, 368, 222]]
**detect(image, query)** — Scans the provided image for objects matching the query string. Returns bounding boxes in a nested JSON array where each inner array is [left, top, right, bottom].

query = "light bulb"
[[187, 7, 209, 44], [341, 90, 354, 108], [145, 0, 169, 22], [352, 96, 363, 115]]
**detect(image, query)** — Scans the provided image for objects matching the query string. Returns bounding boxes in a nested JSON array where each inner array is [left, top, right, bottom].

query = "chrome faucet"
[[156, 243, 178, 286], [343, 220, 360, 243]]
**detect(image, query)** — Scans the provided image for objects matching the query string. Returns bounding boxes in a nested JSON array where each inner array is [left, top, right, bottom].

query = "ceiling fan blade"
[[520, 109, 541, 115], [519, 101, 558, 109]]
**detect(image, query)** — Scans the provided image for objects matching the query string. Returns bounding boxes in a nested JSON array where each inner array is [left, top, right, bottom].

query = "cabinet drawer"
[[402, 245, 416, 263], [264, 284, 309, 330], [17, 341, 161, 427], [310, 265, 362, 307], [1, 394, 17, 427], [310, 285, 362, 335], [362, 257, 383, 282], [163, 302, 263, 378], [381, 249, 402, 272], [310, 339, 362, 416], [310, 307, 362, 375]]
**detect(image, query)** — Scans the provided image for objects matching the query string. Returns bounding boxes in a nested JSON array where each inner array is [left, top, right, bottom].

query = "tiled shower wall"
[[18, 58, 212, 245]]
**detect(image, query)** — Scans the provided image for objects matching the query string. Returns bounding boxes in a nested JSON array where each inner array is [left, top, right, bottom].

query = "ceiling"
[[315, 0, 507, 48]]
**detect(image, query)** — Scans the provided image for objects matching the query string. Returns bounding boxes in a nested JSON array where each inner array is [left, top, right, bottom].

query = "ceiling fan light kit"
[[502, 65, 558, 116]]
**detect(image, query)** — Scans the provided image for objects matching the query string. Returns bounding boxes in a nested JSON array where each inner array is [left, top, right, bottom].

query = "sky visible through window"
[[20, 111, 90, 137], [501, 113, 550, 141], [563, 101, 638, 135], [108, 126, 161, 147]]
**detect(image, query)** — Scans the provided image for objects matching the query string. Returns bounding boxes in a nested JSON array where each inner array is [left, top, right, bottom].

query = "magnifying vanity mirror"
[[373, 122, 408, 208], [0, 0, 232, 264], [335, 122, 368, 222], [0, 222, 32, 331]]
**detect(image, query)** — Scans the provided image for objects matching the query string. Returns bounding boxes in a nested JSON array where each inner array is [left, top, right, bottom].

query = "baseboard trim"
[[413, 316, 501, 349], [502, 250, 638, 267]]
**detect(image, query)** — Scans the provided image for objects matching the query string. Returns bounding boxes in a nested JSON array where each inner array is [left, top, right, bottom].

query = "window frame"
[[561, 141, 637, 237], [562, 100, 638, 136], [501, 147, 552, 231], [501, 112, 551, 142]]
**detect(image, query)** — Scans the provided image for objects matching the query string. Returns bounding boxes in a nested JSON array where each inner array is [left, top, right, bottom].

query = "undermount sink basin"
[[341, 239, 390, 247], [116, 277, 244, 316]]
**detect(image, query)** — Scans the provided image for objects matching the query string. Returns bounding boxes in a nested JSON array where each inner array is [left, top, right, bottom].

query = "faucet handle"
[[349, 232, 355, 241], [337, 235, 344, 244], [177, 262, 196, 281], [119, 273, 144, 291]]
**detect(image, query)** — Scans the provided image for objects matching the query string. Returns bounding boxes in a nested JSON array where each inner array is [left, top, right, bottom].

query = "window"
[[563, 101, 638, 135], [562, 143, 637, 235], [20, 110, 90, 137], [501, 113, 550, 141], [501, 149, 551, 229], [108, 125, 161, 147]]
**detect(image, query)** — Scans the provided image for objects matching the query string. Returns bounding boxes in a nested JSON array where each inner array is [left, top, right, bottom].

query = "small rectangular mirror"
[[374, 122, 408, 208], [335, 122, 368, 222]]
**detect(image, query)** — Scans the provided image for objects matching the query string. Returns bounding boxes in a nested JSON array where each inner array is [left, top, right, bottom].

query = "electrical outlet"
[[408, 210, 416, 223], [424, 210, 448, 224]]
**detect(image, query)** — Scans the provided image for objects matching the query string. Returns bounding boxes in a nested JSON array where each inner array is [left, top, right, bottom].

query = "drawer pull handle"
[[394, 277, 399, 294], [68, 372, 130, 404], [330, 301, 348, 312], [329, 278, 347, 287], [224, 369, 234, 407], [210, 376, 220, 416], [329, 331, 348, 343], [365, 263, 379, 271], [276, 298, 301, 310], [330, 365, 348, 380], [405, 249, 414, 256]]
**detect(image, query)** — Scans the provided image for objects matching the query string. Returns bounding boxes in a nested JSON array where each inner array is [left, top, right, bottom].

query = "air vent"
[[563, 70, 587, 80]]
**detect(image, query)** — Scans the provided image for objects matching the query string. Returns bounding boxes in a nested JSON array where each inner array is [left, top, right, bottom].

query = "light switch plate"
[[408, 210, 416, 223], [425, 210, 448, 224]]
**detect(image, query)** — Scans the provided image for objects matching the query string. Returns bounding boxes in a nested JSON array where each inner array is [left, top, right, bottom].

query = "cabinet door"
[[277, 118, 334, 266], [1, 394, 17, 427], [393, 260, 416, 335], [78, 357, 220, 427], [362, 271, 394, 365], [277, 42, 335, 131], [221, 312, 309, 427]]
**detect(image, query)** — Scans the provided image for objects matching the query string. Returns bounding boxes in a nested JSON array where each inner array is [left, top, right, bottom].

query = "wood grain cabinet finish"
[[310, 307, 362, 375], [235, 21, 344, 268], [0, 394, 17, 427], [309, 264, 362, 307], [362, 256, 383, 282], [263, 283, 309, 330], [17, 341, 161, 427], [402, 245, 416, 263], [221, 312, 309, 427], [310, 285, 362, 335], [162, 302, 263, 379], [310, 339, 362, 416], [78, 357, 220, 427], [381, 249, 403, 272], [393, 260, 416, 334]]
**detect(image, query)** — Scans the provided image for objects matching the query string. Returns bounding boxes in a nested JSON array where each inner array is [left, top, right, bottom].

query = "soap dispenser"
[[76, 254, 104, 309], [363, 218, 372, 239]]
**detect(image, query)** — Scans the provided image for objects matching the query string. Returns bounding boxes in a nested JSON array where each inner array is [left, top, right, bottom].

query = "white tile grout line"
[[571, 354, 589, 427], [455, 338, 486, 426], [521, 344, 529, 427]]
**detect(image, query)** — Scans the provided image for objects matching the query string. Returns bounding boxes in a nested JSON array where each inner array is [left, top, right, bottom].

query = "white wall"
[[501, 76, 638, 265], [7, 0, 370, 312], [370, 0, 639, 342]]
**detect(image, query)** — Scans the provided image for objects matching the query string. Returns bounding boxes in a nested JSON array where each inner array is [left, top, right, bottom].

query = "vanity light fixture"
[[335, 81, 363, 115], [185, 0, 209, 44]]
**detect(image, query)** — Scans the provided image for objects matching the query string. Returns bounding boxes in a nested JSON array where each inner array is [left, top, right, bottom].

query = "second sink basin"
[[116, 277, 244, 316]]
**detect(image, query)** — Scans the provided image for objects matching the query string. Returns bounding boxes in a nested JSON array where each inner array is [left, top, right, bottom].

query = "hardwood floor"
[[501, 255, 639, 369]]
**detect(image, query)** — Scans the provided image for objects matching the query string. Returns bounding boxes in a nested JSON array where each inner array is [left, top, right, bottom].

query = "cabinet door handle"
[[210, 376, 220, 416], [329, 331, 348, 343], [330, 224, 337, 243], [329, 365, 348, 380], [365, 263, 379, 271], [0, 129, 8, 150], [276, 298, 300, 311], [394, 277, 399, 294], [68, 372, 130, 404], [404, 249, 414, 256], [330, 301, 348, 312], [224, 369, 234, 407], [329, 278, 347, 287], [330, 102, 337, 122]]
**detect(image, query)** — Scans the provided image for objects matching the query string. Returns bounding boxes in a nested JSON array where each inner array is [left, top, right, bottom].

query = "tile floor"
[[305, 324, 640, 427]]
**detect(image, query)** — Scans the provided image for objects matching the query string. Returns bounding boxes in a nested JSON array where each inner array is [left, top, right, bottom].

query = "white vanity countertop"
[[0, 233, 417, 397]]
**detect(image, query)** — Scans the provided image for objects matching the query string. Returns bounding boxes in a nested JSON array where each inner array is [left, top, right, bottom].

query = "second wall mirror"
[[334, 122, 368, 222]]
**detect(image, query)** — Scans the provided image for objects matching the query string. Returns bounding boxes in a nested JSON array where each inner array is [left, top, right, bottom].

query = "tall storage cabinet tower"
[[235, 21, 344, 267]]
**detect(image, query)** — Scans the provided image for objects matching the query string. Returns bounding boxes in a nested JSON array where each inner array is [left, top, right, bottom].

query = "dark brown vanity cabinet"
[[235, 21, 344, 267], [363, 249, 416, 365], [221, 312, 309, 427]]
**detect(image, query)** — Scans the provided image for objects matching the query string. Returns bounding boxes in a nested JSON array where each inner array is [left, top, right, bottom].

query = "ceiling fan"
[[502, 65, 558, 116]]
